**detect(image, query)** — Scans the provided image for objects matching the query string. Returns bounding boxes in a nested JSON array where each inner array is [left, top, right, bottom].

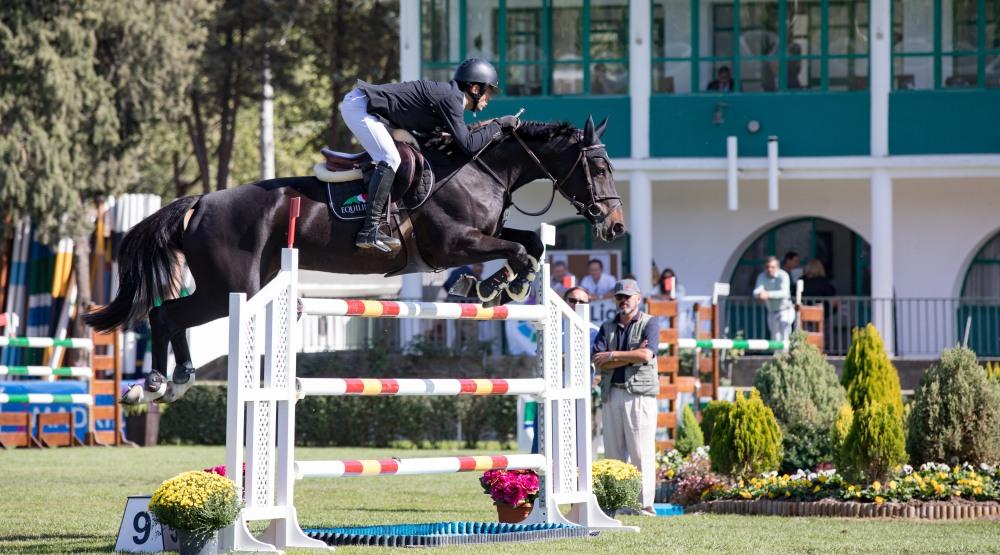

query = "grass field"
[[1, 446, 999, 554]]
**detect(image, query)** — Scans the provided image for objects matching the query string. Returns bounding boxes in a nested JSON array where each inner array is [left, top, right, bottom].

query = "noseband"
[[507, 130, 621, 224]]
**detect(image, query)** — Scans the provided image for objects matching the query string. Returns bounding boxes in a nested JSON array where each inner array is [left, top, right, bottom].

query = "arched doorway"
[[729, 217, 870, 296], [959, 231, 1000, 356], [726, 217, 871, 354]]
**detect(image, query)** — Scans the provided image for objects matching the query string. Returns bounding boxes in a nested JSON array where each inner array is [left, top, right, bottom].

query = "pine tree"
[[842, 401, 907, 482]]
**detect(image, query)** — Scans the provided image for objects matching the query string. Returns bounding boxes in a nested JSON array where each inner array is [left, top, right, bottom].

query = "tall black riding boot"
[[355, 161, 401, 252]]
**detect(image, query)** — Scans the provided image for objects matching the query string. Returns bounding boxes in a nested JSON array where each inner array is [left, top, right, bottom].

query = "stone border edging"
[[690, 499, 1000, 519]]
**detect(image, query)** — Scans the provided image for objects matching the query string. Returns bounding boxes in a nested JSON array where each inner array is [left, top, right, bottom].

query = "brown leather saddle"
[[315, 134, 439, 276]]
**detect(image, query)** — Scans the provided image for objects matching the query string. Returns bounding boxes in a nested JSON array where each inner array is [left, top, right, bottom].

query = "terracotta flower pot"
[[496, 502, 533, 523]]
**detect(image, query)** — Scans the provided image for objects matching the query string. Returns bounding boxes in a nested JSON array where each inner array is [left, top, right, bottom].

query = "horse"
[[83, 116, 625, 403]]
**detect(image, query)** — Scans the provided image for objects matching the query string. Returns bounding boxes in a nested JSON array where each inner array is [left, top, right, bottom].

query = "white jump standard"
[[222, 240, 634, 552]]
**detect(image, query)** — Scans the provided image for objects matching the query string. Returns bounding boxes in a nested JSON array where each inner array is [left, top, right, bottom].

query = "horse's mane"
[[514, 120, 579, 142], [423, 119, 578, 154]]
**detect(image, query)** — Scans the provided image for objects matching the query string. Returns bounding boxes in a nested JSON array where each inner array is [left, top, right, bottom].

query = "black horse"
[[84, 116, 625, 403]]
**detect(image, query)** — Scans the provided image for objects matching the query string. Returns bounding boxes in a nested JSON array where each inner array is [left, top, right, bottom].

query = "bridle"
[[506, 130, 621, 225]]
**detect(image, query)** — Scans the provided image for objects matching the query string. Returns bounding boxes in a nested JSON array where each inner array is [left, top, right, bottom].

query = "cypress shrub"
[[675, 404, 704, 456], [842, 401, 907, 482], [907, 347, 1000, 465], [830, 403, 854, 472], [700, 400, 731, 446], [754, 331, 845, 472], [841, 324, 903, 414], [710, 390, 782, 480]]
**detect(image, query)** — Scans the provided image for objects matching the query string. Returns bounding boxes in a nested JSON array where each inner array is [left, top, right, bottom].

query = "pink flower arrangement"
[[204, 465, 228, 477], [480, 469, 540, 507]]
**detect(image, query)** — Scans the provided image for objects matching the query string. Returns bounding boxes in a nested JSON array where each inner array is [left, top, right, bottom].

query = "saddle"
[[314, 129, 439, 277], [316, 128, 428, 197]]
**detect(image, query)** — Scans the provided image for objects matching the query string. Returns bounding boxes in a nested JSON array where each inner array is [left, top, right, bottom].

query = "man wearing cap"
[[592, 279, 659, 516]]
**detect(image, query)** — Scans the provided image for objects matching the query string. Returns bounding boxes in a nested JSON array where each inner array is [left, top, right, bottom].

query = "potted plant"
[[479, 468, 540, 523], [149, 468, 243, 555], [592, 459, 642, 516]]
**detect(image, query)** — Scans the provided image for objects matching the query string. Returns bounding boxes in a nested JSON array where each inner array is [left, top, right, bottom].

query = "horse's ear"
[[595, 116, 608, 140], [583, 115, 596, 145]]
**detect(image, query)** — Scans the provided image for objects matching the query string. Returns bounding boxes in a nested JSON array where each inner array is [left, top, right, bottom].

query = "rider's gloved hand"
[[497, 115, 520, 131]]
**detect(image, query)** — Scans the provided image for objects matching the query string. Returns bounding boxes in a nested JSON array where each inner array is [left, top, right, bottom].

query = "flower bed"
[[707, 463, 1000, 505], [690, 498, 1000, 519]]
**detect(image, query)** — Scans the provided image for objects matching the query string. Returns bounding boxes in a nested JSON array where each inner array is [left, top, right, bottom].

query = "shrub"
[[907, 347, 1000, 465], [830, 403, 854, 472], [676, 404, 704, 456], [987, 361, 1000, 384], [754, 331, 846, 472], [841, 324, 902, 414], [700, 400, 731, 446], [592, 459, 642, 513], [669, 447, 726, 506], [842, 401, 907, 482], [158, 384, 227, 445], [710, 390, 782, 480]]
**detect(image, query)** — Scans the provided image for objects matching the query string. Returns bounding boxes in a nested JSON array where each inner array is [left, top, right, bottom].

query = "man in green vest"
[[592, 278, 659, 516]]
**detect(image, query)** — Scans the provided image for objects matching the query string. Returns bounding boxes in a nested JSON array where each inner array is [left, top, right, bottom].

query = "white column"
[[629, 0, 651, 159], [398, 0, 423, 349], [870, 1, 894, 353], [399, 0, 421, 82], [629, 172, 653, 295]]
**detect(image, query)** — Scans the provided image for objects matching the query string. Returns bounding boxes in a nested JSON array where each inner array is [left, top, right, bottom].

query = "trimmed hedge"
[[157, 383, 518, 447], [842, 401, 907, 482]]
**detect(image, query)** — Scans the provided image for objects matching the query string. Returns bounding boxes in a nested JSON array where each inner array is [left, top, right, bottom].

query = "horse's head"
[[565, 115, 625, 242], [517, 116, 625, 242]]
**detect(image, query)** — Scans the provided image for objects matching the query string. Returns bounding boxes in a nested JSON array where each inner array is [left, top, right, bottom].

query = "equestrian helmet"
[[454, 58, 499, 90]]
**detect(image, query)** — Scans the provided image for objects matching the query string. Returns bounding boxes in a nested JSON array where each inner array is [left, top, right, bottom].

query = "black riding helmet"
[[453, 58, 499, 112]]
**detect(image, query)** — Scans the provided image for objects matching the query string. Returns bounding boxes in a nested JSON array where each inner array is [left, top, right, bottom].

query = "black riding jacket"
[[357, 79, 501, 156]]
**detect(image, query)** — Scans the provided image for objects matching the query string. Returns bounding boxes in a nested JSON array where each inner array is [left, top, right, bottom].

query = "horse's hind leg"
[[122, 292, 228, 404]]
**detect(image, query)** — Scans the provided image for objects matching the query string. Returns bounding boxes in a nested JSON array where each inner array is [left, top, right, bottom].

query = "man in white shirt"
[[753, 256, 795, 343], [580, 259, 617, 300]]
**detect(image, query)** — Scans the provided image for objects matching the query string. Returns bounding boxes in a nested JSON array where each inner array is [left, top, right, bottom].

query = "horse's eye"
[[595, 168, 606, 176]]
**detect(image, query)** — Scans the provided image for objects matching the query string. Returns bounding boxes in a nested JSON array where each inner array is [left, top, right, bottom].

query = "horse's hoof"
[[476, 282, 502, 303], [507, 280, 531, 302], [120, 383, 165, 405]]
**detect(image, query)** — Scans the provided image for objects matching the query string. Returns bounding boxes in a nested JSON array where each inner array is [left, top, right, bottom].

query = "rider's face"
[[466, 84, 492, 111]]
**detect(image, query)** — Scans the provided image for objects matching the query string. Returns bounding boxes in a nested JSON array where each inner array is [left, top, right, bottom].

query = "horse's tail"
[[83, 195, 202, 332]]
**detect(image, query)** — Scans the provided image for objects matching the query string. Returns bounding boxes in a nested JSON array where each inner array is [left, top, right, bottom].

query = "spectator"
[[550, 261, 571, 297], [649, 268, 686, 301], [591, 63, 623, 94], [442, 263, 484, 302], [592, 279, 659, 517], [581, 259, 617, 300], [783, 251, 803, 282], [802, 259, 835, 298], [707, 66, 736, 92], [753, 256, 795, 343], [563, 286, 590, 307]]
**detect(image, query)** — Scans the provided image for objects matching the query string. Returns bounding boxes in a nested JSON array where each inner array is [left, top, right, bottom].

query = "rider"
[[341, 58, 521, 252]]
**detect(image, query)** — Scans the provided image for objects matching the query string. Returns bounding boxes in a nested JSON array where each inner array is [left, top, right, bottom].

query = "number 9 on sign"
[[115, 496, 179, 553]]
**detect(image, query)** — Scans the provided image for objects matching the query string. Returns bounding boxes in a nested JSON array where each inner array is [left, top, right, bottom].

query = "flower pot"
[[495, 502, 532, 523], [176, 529, 218, 555]]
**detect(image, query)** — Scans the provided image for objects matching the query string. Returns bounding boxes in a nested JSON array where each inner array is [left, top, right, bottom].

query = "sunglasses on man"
[[565, 297, 589, 305]]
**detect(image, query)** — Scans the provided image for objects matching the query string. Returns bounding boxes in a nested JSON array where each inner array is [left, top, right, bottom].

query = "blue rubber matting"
[[654, 503, 685, 516], [306, 521, 589, 547]]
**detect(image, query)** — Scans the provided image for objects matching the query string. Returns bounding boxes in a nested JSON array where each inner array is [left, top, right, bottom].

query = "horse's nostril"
[[612, 222, 625, 237]]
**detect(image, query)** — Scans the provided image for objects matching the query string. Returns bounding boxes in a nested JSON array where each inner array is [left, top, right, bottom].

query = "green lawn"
[[1, 446, 999, 554]]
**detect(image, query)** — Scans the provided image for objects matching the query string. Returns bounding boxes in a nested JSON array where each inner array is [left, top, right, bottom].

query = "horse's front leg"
[[452, 232, 536, 304], [496, 228, 544, 302]]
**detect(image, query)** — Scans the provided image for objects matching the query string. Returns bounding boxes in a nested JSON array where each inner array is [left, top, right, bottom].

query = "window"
[[892, 0, 1000, 90], [652, 0, 870, 94], [420, 0, 629, 96]]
